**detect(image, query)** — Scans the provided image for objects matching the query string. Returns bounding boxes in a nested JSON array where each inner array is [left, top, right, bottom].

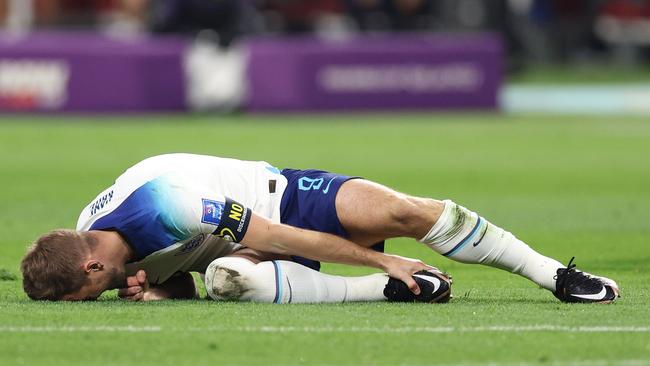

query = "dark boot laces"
[[554, 257, 577, 280], [554, 257, 606, 293]]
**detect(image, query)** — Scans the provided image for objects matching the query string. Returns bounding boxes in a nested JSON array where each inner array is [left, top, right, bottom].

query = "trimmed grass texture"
[[0, 113, 649, 366]]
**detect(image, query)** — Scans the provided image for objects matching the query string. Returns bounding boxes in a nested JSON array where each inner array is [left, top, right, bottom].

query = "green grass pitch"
[[0, 113, 649, 366]]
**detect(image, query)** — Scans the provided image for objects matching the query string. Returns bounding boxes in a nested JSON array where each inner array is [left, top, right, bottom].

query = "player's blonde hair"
[[20, 229, 93, 300]]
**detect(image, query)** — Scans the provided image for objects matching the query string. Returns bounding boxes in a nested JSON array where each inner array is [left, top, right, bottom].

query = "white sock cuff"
[[418, 199, 456, 244]]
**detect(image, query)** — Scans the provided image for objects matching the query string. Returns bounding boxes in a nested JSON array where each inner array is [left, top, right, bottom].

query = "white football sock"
[[205, 257, 388, 303], [419, 200, 563, 291]]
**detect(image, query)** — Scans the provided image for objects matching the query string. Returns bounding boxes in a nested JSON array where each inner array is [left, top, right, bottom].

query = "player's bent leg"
[[335, 179, 444, 245], [204, 256, 453, 304], [204, 256, 389, 303], [335, 180, 619, 302]]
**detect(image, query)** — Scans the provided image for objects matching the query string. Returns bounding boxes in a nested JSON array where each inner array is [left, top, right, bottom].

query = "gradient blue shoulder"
[[89, 177, 196, 259]]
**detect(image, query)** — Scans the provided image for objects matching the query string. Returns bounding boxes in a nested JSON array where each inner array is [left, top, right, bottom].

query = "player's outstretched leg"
[[204, 256, 451, 304], [420, 200, 619, 303], [335, 179, 619, 303]]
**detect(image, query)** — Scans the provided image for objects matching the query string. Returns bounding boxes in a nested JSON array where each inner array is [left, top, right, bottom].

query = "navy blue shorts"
[[280, 168, 384, 271]]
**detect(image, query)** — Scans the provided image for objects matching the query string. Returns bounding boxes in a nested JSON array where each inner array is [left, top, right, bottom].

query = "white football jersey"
[[76, 153, 288, 284]]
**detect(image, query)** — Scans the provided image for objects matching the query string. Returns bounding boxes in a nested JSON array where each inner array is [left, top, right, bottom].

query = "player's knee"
[[204, 257, 276, 302], [386, 196, 440, 238], [205, 257, 254, 301]]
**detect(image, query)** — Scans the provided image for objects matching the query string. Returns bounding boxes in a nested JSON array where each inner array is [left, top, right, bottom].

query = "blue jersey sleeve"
[[89, 175, 251, 259]]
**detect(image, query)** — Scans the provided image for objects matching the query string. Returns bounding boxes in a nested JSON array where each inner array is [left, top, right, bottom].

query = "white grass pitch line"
[[217, 325, 650, 333], [434, 360, 650, 366], [0, 325, 161, 333], [1, 324, 649, 333]]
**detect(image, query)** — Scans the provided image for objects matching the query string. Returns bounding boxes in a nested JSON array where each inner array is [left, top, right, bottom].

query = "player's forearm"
[[240, 214, 430, 295], [245, 221, 388, 271]]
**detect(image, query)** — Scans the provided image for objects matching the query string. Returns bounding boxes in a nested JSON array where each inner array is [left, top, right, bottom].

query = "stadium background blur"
[[1, 1, 649, 366], [0, 0, 649, 114], [3, 0, 650, 60]]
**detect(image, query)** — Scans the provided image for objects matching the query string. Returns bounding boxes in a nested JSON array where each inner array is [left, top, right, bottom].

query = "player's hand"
[[117, 270, 149, 301], [381, 254, 434, 295]]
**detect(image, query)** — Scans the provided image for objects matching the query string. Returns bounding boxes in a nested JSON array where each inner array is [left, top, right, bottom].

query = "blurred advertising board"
[[245, 34, 502, 111], [0, 32, 501, 113], [0, 32, 186, 112]]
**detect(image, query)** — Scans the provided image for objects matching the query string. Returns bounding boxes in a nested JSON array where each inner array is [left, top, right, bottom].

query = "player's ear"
[[84, 260, 104, 273]]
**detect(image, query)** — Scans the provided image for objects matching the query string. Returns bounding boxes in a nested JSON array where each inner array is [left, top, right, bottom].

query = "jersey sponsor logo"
[[90, 190, 114, 215], [201, 199, 225, 226], [213, 198, 251, 243], [175, 234, 205, 256]]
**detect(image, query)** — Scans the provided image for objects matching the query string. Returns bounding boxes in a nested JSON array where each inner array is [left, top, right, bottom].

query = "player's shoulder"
[[76, 153, 272, 231], [75, 159, 181, 232], [76, 185, 116, 230]]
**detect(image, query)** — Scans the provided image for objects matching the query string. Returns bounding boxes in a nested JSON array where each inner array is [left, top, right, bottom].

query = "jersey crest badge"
[[201, 199, 224, 226]]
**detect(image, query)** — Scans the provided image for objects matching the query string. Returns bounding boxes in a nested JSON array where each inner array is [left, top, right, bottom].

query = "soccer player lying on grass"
[[21, 154, 619, 303]]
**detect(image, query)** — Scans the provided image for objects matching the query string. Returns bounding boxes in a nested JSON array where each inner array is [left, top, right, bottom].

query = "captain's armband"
[[202, 197, 252, 242]]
